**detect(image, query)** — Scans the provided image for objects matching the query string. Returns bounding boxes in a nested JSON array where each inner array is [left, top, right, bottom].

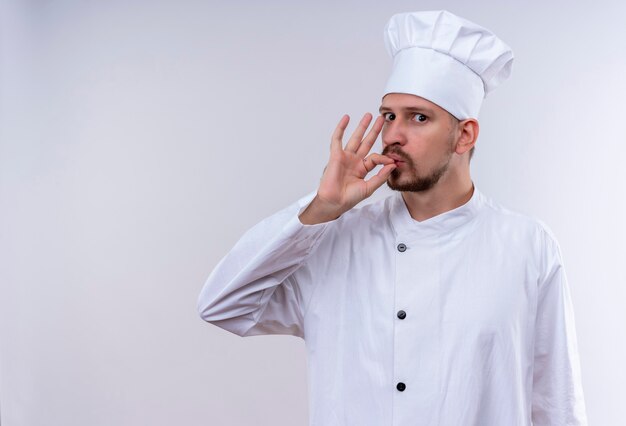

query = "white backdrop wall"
[[1, 0, 625, 425]]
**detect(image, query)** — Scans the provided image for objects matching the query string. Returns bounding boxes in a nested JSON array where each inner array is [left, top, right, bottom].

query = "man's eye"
[[382, 112, 395, 121], [414, 114, 427, 122]]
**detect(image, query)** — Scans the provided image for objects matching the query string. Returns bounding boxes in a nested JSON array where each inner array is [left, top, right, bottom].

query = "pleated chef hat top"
[[382, 10, 514, 119]]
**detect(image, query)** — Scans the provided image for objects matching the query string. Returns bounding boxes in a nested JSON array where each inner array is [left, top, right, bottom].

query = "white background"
[[1, 0, 625, 425]]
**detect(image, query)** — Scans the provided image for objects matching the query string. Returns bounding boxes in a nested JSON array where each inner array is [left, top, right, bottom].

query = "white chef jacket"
[[198, 183, 588, 426]]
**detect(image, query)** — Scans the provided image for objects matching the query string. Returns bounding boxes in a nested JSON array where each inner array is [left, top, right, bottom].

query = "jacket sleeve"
[[531, 227, 588, 425], [197, 190, 333, 338]]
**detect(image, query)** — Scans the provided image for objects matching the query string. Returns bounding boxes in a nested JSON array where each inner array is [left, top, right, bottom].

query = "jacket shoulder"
[[480, 194, 559, 245]]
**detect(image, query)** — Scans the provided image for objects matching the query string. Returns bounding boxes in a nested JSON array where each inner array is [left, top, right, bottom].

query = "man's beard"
[[382, 139, 454, 193]]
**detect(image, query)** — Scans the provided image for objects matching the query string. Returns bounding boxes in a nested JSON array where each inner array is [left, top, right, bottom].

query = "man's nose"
[[381, 119, 408, 147]]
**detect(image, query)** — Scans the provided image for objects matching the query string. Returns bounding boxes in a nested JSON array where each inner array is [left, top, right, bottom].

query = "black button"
[[397, 310, 406, 320], [396, 382, 406, 392], [397, 243, 407, 252]]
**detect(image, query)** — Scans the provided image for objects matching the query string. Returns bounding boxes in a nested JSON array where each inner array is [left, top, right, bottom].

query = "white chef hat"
[[382, 10, 514, 119]]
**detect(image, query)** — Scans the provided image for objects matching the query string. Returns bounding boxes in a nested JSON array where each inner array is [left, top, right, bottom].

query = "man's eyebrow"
[[378, 106, 435, 115]]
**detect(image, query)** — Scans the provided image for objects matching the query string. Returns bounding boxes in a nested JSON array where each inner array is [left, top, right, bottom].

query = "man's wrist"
[[298, 196, 342, 225]]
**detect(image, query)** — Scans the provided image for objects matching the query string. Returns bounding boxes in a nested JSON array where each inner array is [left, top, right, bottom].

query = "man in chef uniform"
[[198, 10, 588, 426]]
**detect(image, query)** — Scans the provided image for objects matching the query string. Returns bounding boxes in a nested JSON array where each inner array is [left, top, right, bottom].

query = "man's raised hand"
[[298, 113, 396, 225]]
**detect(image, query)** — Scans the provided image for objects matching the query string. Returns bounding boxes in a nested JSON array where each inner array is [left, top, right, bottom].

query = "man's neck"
[[400, 175, 474, 222]]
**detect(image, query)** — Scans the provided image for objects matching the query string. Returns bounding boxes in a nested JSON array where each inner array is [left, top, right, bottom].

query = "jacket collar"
[[389, 182, 485, 239]]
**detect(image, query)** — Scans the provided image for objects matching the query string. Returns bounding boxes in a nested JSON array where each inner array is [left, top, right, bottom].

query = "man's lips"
[[386, 153, 406, 164]]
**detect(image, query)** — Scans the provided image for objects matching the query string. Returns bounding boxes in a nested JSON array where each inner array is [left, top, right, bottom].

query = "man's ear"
[[455, 118, 479, 155]]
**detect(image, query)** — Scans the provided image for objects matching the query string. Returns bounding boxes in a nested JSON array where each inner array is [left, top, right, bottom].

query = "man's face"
[[380, 93, 458, 193]]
